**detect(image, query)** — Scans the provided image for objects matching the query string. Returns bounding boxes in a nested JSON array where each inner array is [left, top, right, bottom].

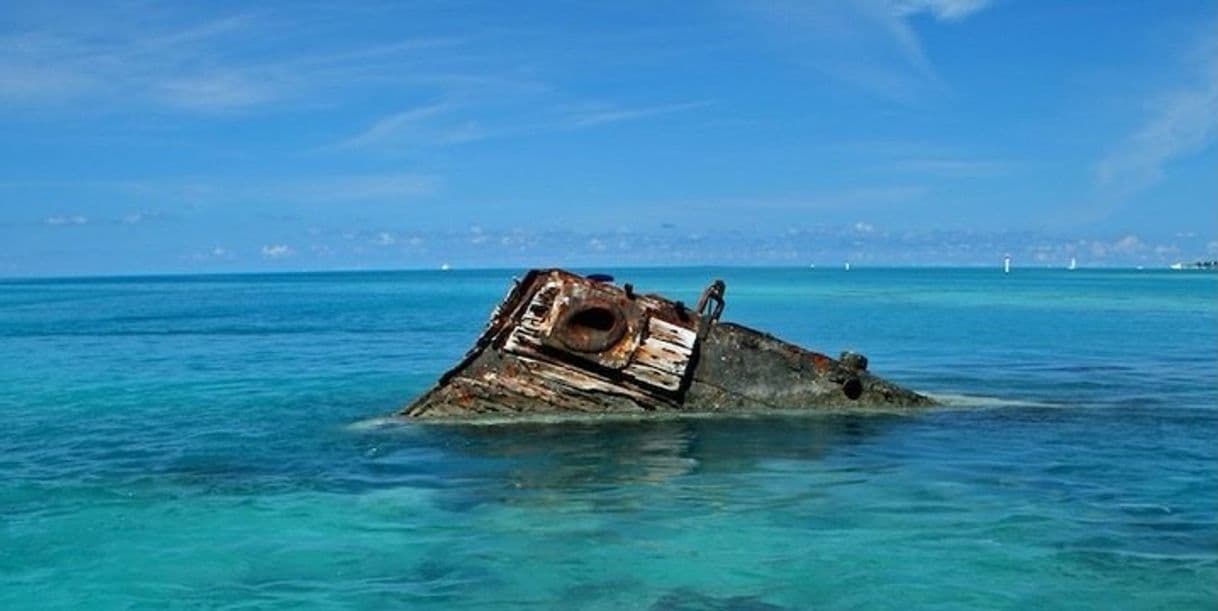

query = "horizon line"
[[2, 262, 1203, 282]]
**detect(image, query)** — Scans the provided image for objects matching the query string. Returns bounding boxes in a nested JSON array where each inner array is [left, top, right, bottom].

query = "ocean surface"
[[2, 267, 1215, 610]]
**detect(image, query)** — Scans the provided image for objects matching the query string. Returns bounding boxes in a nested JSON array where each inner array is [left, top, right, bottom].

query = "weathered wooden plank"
[[476, 371, 562, 404], [520, 311, 547, 325], [623, 362, 682, 391], [633, 340, 689, 376], [504, 282, 562, 355], [648, 318, 697, 351], [517, 355, 660, 404], [642, 334, 692, 359]]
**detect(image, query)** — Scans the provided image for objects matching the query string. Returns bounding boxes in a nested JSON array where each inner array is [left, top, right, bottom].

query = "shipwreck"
[[402, 269, 935, 419]]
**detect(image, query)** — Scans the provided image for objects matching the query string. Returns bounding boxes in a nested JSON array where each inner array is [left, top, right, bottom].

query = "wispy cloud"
[[339, 102, 459, 149], [2, 12, 260, 110], [892, 157, 1010, 178], [12, 172, 441, 206], [1095, 29, 1218, 196], [824, 140, 1012, 179], [892, 0, 992, 21], [258, 173, 441, 202], [0, 8, 469, 113], [155, 72, 279, 111], [338, 99, 715, 150], [562, 100, 716, 128], [734, 0, 994, 101]]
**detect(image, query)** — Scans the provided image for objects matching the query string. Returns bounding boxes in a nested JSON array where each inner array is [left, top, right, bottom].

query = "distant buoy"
[[440, 263, 451, 271]]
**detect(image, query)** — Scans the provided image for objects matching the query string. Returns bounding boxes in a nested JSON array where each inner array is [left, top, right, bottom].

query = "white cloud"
[[187, 245, 235, 263], [45, 214, 87, 225], [373, 232, 396, 246], [1112, 234, 1143, 253], [261, 244, 294, 258]]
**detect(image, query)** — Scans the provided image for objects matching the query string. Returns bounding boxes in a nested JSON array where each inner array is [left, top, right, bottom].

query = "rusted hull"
[[402, 269, 934, 419]]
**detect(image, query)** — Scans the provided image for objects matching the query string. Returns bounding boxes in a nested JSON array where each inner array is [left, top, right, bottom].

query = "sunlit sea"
[[2, 267, 1215, 610]]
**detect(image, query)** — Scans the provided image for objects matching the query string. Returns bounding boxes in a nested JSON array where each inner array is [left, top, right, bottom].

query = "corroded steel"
[[402, 269, 935, 419]]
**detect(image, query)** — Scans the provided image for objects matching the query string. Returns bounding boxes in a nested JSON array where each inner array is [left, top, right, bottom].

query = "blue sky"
[[2, 0, 1215, 275]]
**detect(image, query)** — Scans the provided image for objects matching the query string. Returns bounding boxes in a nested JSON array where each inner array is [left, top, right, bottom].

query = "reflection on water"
[[358, 414, 898, 507]]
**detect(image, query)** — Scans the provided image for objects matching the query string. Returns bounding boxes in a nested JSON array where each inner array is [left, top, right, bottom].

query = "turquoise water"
[[2, 268, 1216, 609]]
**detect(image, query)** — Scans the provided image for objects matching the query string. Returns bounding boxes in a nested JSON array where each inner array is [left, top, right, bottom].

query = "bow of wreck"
[[402, 269, 935, 419]]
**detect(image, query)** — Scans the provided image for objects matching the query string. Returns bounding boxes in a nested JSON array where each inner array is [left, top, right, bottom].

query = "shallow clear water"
[[2, 268, 1215, 609]]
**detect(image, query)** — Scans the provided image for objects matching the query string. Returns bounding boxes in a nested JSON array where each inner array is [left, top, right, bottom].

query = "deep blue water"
[[2, 268, 1216, 609]]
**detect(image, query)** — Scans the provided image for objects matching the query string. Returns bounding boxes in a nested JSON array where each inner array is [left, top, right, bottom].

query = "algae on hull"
[[402, 269, 934, 419]]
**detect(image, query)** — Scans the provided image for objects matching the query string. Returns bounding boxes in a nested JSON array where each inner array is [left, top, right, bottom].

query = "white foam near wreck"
[[928, 393, 1057, 409]]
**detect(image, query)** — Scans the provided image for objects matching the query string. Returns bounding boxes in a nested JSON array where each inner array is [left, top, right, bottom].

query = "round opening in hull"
[[842, 378, 863, 400], [556, 302, 627, 353]]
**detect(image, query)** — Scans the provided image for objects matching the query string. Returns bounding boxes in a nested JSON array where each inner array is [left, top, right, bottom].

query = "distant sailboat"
[[844, 262, 851, 272], [1003, 255, 1011, 274], [1068, 257, 1077, 271]]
